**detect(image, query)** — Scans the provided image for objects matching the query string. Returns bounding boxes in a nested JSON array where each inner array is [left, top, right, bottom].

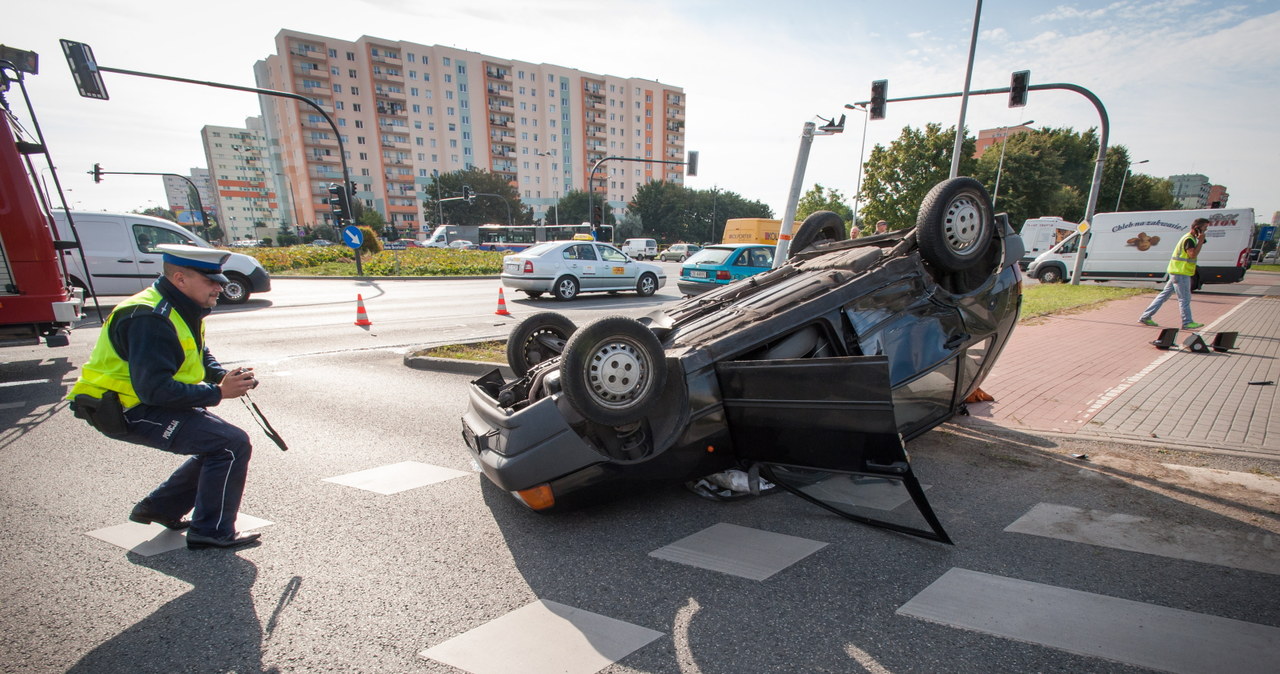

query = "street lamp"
[[1115, 159, 1149, 211], [991, 120, 1033, 208]]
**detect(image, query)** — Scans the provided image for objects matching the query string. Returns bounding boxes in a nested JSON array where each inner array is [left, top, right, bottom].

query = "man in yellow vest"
[[1139, 218, 1209, 330], [68, 244, 261, 550]]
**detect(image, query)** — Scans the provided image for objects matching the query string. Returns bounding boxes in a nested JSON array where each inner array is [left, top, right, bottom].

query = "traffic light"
[[462, 185, 474, 204], [1009, 70, 1030, 108], [90, 163, 103, 183], [348, 180, 358, 198], [686, 150, 699, 177], [326, 183, 350, 224], [869, 80, 888, 120]]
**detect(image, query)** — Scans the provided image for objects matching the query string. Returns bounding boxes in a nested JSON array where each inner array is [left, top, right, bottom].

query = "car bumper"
[[501, 274, 554, 292], [249, 268, 272, 293], [677, 278, 724, 295]]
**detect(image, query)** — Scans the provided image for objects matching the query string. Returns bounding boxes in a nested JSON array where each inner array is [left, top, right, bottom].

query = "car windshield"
[[686, 247, 737, 265], [522, 242, 562, 257]]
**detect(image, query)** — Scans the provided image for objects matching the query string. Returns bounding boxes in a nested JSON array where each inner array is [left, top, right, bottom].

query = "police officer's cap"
[[157, 244, 231, 284]]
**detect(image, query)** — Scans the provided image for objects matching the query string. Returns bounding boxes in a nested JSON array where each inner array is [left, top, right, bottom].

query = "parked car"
[[677, 244, 774, 295], [1249, 248, 1261, 262], [1264, 250, 1279, 264], [621, 238, 658, 260], [501, 240, 667, 300], [448, 240, 477, 250], [311, 239, 333, 247], [463, 178, 1025, 543], [658, 243, 702, 262]]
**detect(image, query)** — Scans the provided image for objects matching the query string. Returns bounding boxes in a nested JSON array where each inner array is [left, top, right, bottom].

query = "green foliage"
[[422, 168, 533, 226], [275, 224, 300, 247], [629, 181, 771, 244], [136, 206, 178, 222], [358, 208, 387, 236], [1020, 284, 1152, 321], [859, 123, 976, 228], [357, 226, 382, 254], [797, 184, 853, 236], [309, 224, 336, 242], [546, 189, 613, 226], [234, 245, 504, 276]]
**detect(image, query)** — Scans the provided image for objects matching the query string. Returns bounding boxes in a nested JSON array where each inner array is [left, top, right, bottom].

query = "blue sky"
[[8, 0, 1279, 223]]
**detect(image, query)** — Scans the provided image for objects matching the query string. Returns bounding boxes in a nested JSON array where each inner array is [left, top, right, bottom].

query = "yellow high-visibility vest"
[[67, 287, 206, 408], [1167, 232, 1198, 276]]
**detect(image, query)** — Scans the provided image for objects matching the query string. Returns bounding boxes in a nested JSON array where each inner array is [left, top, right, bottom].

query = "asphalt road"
[[1, 275, 1276, 673]]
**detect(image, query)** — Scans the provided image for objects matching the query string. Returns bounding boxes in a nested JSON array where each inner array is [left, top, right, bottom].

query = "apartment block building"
[[256, 29, 686, 235], [1170, 173, 1211, 209], [161, 168, 217, 230], [201, 118, 285, 244], [974, 122, 1037, 157]]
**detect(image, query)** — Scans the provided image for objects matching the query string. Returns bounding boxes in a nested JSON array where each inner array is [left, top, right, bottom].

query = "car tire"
[[789, 211, 846, 259], [553, 275, 579, 301], [506, 312, 577, 376], [636, 272, 658, 297], [1036, 266, 1063, 284], [916, 177, 994, 272], [219, 273, 251, 305], [560, 316, 667, 426]]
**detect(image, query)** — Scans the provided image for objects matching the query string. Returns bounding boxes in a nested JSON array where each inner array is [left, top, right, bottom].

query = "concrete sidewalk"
[[960, 274, 1280, 459]]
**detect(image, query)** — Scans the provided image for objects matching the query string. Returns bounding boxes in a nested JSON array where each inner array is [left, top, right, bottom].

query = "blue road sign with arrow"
[[343, 225, 363, 249]]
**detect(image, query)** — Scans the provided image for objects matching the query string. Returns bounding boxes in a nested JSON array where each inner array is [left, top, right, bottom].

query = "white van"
[[1027, 208, 1253, 287], [621, 238, 657, 260], [1018, 216, 1077, 269], [51, 211, 271, 304]]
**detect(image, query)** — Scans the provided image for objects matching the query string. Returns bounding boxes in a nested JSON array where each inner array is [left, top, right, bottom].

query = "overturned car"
[[462, 178, 1025, 542]]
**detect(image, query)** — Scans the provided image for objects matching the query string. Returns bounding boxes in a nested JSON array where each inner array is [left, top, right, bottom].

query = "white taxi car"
[[501, 240, 667, 300]]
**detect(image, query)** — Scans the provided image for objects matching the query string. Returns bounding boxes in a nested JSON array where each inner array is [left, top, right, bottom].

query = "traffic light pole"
[[587, 155, 691, 230], [849, 81, 1109, 285], [92, 169, 212, 239]]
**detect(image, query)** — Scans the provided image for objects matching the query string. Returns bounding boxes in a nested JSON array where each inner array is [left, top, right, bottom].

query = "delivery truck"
[[1018, 216, 1078, 269], [1027, 208, 1254, 287]]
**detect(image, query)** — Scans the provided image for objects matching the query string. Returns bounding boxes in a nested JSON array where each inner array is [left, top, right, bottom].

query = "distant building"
[[1170, 173, 1211, 209], [162, 168, 217, 228], [1207, 184, 1229, 208], [975, 122, 1036, 157], [255, 29, 687, 235], [201, 118, 283, 244]]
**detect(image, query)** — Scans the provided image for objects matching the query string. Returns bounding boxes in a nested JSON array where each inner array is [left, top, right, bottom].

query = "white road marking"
[[899, 568, 1280, 674], [649, 522, 827, 581], [323, 461, 469, 495], [1005, 503, 1279, 575]]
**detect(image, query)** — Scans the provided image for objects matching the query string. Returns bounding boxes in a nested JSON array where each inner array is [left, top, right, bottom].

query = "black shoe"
[[186, 531, 261, 550], [129, 505, 191, 530]]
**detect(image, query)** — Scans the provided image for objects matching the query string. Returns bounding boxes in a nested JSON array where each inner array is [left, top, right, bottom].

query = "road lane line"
[[898, 568, 1280, 674]]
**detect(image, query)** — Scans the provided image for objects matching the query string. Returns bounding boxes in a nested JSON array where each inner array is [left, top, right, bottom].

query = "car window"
[[732, 251, 751, 267], [686, 247, 736, 265], [523, 242, 561, 257], [749, 248, 773, 267], [132, 223, 193, 253], [564, 244, 598, 261], [598, 245, 628, 263]]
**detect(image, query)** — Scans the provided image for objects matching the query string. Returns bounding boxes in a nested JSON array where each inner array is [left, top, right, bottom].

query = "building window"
[[351, 86, 359, 95], [352, 103, 360, 112], [333, 84, 342, 93], [347, 52, 356, 61]]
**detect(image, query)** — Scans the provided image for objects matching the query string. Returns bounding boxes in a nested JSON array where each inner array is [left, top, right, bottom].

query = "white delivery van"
[[1027, 207, 1254, 287], [1018, 216, 1078, 269], [423, 224, 480, 247], [51, 211, 271, 304], [621, 238, 658, 260]]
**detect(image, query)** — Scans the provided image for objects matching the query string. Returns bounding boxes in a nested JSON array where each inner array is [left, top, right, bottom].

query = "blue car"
[[677, 244, 775, 295]]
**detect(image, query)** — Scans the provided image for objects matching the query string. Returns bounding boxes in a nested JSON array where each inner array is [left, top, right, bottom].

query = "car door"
[[595, 243, 637, 290], [560, 243, 600, 289], [67, 215, 143, 295], [729, 246, 773, 280], [714, 349, 950, 542], [129, 221, 196, 285]]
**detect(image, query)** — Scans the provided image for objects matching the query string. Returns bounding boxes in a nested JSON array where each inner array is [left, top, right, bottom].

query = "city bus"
[[475, 223, 614, 251]]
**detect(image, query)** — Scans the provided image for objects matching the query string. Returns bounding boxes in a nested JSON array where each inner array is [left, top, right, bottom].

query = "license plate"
[[504, 263, 520, 273], [690, 270, 708, 278]]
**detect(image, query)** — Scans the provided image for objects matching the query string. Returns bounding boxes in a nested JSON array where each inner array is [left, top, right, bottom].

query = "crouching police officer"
[[68, 244, 261, 550]]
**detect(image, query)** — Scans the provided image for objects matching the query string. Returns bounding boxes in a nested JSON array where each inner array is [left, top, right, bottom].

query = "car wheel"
[[1036, 266, 1063, 284], [219, 273, 251, 305], [506, 312, 578, 376], [524, 291, 544, 299], [636, 272, 658, 297], [916, 177, 994, 272], [553, 275, 579, 301], [789, 211, 846, 259], [560, 316, 667, 426]]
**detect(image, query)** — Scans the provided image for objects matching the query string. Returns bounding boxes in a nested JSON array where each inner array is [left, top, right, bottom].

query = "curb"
[[403, 353, 514, 379]]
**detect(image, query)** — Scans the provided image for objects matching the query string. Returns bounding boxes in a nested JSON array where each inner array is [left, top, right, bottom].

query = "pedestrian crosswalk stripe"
[[1005, 502, 1279, 575], [898, 568, 1280, 674]]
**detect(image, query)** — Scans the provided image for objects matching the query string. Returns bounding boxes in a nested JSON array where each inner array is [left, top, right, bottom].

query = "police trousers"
[[122, 405, 253, 539]]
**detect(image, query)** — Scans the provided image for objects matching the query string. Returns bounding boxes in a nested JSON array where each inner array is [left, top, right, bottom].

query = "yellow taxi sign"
[[572, 233, 595, 241], [1077, 221, 1091, 233]]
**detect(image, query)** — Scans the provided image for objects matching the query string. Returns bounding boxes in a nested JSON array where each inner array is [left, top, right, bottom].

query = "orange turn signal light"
[[514, 484, 555, 511]]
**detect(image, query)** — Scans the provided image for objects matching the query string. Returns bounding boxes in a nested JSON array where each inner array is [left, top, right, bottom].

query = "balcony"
[[374, 88, 407, 102], [289, 47, 326, 62], [371, 69, 403, 83], [294, 65, 329, 79], [370, 53, 401, 64], [376, 104, 407, 117], [304, 135, 338, 148], [485, 68, 510, 80]]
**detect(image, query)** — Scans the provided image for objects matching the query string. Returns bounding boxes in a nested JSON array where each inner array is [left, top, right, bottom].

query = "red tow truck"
[[0, 55, 83, 347]]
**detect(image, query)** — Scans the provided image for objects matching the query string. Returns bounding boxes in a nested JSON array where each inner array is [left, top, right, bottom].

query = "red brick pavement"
[[961, 287, 1250, 436]]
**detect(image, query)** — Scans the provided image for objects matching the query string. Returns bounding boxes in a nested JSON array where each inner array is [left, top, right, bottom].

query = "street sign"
[[59, 40, 108, 100], [342, 225, 363, 250], [1077, 221, 1091, 233], [1259, 226, 1275, 243]]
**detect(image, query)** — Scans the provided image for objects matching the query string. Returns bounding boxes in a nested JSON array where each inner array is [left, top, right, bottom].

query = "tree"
[[275, 223, 300, 247], [630, 181, 691, 242], [797, 184, 853, 236], [358, 208, 388, 237], [544, 189, 613, 226], [859, 123, 976, 228], [136, 206, 178, 222], [422, 168, 533, 227]]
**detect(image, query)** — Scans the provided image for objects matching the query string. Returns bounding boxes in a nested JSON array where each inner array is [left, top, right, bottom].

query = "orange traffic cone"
[[494, 287, 512, 316], [354, 294, 373, 326]]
